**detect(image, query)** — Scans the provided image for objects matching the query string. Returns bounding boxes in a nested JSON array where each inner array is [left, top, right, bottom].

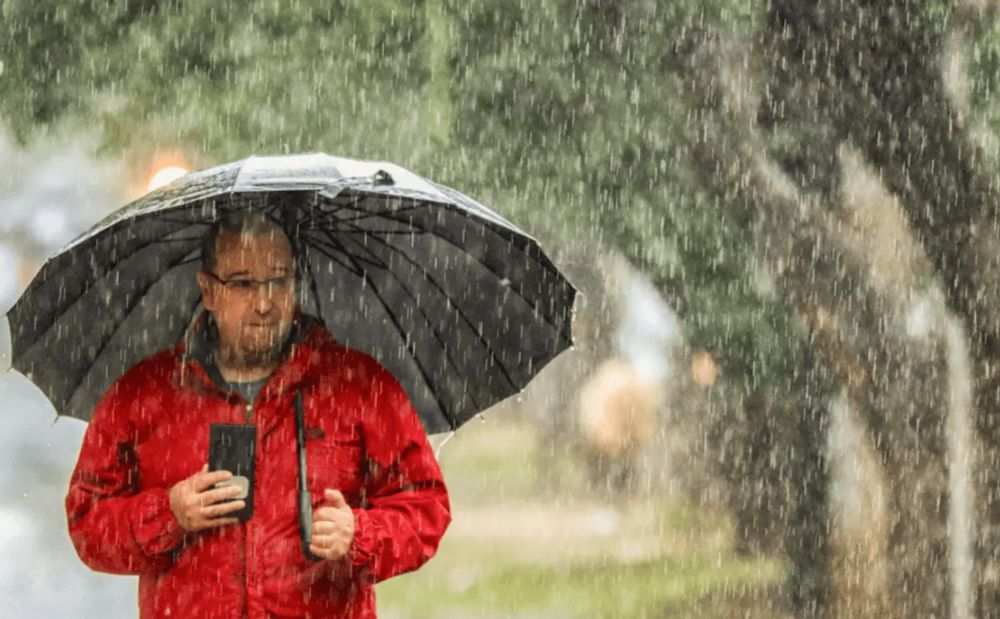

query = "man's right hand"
[[168, 465, 245, 532]]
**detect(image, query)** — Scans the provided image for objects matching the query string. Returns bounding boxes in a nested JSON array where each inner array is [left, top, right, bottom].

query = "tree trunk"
[[680, 29, 954, 616], [767, 1, 1000, 611], [785, 346, 835, 617]]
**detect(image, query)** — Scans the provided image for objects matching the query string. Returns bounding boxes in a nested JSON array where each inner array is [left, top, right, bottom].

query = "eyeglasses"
[[205, 271, 296, 296]]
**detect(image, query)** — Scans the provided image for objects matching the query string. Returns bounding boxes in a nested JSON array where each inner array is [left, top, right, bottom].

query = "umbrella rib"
[[331, 196, 536, 271], [284, 202, 424, 269], [68, 274, 206, 419], [282, 205, 332, 321], [63, 247, 202, 405], [323, 198, 425, 225], [311, 238, 361, 275], [152, 215, 210, 226], [307, 235, 383, 272], [317, 196, 572, 331], [17, 224, 201, 355], [330, 204, 565, 335], [330, 195, 522, 252], [336, 231, 503, 405], [337, 227, 429, 237], [360, 215, 540, 287], [334, 209, 422, 225], [304, 256, 326, 325], [295, 191, 370, 223], [337, 224, 519, 394], [149, 236, 207, 244], [324, 197, 574, 349], [318, 228, 459, 429]]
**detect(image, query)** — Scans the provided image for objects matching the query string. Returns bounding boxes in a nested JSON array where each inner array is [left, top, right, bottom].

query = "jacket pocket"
[[304, 435, 364, 503]]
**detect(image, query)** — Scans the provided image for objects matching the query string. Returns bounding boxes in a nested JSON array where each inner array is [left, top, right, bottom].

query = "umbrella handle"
[[299, 489, 322, 562], [296, 391, 322, 562]]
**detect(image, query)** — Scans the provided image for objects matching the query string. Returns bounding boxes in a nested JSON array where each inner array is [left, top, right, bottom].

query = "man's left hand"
[[310, 489, 356, 561]]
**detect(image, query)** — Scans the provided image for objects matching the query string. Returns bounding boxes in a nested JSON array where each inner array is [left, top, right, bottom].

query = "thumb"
[[324, 488, 347, 508]]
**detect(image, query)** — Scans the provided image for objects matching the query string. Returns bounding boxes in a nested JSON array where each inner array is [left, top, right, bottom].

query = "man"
[[66, 212, 451, 618]]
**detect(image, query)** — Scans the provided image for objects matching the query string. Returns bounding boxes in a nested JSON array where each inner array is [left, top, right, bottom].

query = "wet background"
[[5, 1, 1000, 617]]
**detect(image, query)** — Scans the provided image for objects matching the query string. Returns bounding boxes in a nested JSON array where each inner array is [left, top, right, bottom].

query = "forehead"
[[214, 231, 294, 270]]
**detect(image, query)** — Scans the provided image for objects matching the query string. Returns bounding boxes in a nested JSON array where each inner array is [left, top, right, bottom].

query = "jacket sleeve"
[[347, 365, 452, 585], [65, 368, 185, 575]]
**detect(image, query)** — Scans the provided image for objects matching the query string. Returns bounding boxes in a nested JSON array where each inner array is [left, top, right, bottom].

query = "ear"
[[196, 271, 216, 311]]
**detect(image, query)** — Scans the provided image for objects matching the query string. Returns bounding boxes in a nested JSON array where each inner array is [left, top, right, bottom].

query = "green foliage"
[[0, 0, 817, 600], [0, 1, 152, 135], [1, 0, 435, 164], [379, 552, 782, 618], [967, 9, 1000, 159], [0, 0, 799, 387], [444, 0, 798, 388], [377, 420, 784, 618]]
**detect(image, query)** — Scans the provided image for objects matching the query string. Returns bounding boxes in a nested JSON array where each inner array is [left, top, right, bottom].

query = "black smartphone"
[[208, 423, 256, 521]]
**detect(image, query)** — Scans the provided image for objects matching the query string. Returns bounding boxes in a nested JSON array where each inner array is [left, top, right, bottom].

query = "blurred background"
[[6, 1, 1000, 617]]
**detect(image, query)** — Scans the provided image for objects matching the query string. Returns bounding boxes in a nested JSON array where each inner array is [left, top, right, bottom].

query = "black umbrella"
[[7, 153, 576, 434]]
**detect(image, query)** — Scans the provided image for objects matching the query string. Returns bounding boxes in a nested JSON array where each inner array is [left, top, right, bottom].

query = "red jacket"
[[66, 315, 451, 618]]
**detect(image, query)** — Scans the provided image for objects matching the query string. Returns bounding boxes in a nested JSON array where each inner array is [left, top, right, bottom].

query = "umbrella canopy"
[[7, 153, 576, 433]]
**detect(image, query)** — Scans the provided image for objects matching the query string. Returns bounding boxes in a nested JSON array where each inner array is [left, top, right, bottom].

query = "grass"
[[374, 419, 786, 618], [379, 550, 781, 619]]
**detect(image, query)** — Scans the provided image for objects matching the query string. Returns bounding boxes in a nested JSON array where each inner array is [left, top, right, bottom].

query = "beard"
[[221, 321, 292, 369]]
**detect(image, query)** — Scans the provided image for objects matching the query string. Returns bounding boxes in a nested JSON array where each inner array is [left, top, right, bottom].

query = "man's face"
[[197, 231, 297, 366]]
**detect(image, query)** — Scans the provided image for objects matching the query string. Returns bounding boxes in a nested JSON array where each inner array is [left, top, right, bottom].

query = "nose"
[[252, 285, 275, 314]]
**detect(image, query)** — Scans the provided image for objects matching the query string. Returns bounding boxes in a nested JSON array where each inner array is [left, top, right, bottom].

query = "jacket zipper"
[[241, 399, 252, 619]]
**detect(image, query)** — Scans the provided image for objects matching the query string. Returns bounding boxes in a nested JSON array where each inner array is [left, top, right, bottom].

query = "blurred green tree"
[[10, 0, 991, 615], [443, 1, 838, 613], [0, 0, 825, 611], [1, 0, 439, 165]]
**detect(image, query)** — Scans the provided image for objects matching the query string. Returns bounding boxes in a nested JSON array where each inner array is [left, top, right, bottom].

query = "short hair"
[[201, 211, 292, 273]]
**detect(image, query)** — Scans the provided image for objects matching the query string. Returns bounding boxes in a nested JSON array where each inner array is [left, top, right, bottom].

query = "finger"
[[202, 500, 246, 519], [199, 485, 245, 505], [313, 507, 345, 522], [324, 489, 347, 507], [310, 534, 343, 549], [312, 540, 347, 560], [309, 541, 346, 556], [192, 469, 234, 491], [309, 543, 332, 559], [312, 520, 338, 536], [313, 506, 344, 521]]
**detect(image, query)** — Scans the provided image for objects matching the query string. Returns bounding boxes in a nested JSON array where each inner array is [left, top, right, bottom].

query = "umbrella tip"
[[433, 430, 457, 459]]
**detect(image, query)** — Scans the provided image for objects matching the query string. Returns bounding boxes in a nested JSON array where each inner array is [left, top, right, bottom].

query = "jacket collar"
[[176, 310, 327, 401]]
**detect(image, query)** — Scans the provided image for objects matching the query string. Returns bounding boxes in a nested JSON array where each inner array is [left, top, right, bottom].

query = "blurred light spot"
[[17, 257, 39, 288], [0, 243, 20, 309], [29, 207, 71, 248], [617, 276, 678, 382], [147, 165, 189, 191], [446, 567, 477, 592], [0, 508, 33, 546], [691, 351, 718, 387], [584, 507, 620, 535], [906, 295, 935, 339]]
